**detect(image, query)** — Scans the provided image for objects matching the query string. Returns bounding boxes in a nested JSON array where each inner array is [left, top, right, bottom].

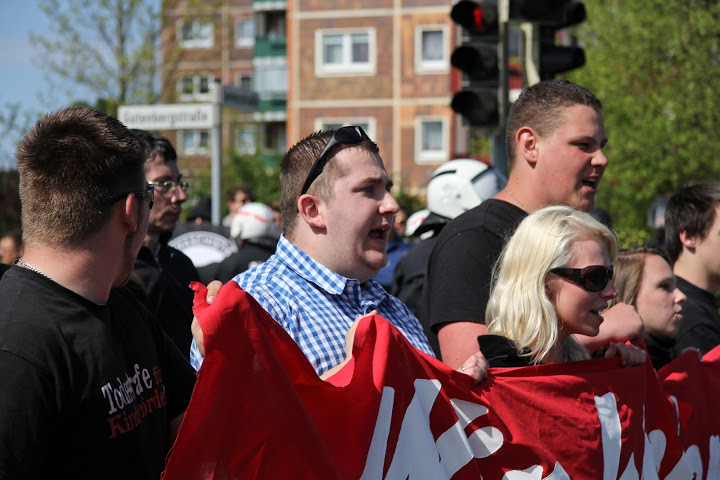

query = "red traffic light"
[[473, 6, 484, 31], [451, 1, 498, 34]]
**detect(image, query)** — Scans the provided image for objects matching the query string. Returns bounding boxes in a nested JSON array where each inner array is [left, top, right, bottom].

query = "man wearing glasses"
[[0, 107, 196, 478], [129, 130, 200, 360], [190, 127, 487, 381]]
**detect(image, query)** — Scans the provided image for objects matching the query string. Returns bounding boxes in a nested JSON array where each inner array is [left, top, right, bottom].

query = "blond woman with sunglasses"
[[479, 205, 647, 367]]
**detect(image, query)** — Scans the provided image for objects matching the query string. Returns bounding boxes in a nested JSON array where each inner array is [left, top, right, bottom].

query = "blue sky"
[[0, 0, 93, 168]]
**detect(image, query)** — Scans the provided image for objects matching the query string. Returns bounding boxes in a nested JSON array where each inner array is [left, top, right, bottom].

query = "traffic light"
[[449, 0, 505, 130], [510, 1, 586, 83]]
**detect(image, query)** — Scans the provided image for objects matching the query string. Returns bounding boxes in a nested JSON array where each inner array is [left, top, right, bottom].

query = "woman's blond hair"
[[486, 205, 618, 364]]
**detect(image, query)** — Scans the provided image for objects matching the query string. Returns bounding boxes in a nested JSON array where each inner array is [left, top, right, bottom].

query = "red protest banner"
[[164, 282, 716, 479]]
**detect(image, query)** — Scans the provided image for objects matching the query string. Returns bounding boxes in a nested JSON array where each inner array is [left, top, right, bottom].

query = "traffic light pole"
[[520, 22, 541, 87], [491, 0, 510, 178]]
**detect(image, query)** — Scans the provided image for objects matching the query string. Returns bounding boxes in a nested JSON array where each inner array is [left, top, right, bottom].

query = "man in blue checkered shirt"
[[190, 127, 487, 380]]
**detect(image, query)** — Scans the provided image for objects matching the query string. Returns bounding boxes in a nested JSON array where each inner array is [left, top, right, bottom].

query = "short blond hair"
[[486, 205, 618, 364]]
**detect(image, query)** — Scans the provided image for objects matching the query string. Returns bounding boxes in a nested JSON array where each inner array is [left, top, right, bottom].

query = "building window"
[[177, 75, 213, 101], [236, 74, 253, 91], [314, 117, 376, 142], [415, 117, 447, 164], [315, 29, 375, 77], [261, 12, 286, 40], [178, 20, 214, 49], [415, 26, 448, 73], [236, 19, 255, 48], [235, 125, 257, 155], [182, 130, 210, 155], [263, 122, 286, 152], [254, 63, 287, 97]]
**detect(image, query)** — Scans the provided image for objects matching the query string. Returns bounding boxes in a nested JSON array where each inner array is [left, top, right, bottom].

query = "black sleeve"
[[214, 256, 245, 284], [115, 287, 197, 421], [391, 240, 435, 319], [0, 351, 56, 479], [674, 320, 720, 356], [197, 262, 221, 285], [477, 335, 534, 368], [422, 229, 500, 332], [151, 318, 197, 421]]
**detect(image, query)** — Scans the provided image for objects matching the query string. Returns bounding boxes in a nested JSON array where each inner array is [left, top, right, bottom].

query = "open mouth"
[[369, 226, 389, 240], [582, 178, 599, 189]]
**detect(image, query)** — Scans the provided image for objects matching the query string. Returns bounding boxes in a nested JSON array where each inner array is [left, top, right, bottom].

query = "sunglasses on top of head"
[[549, 264, 613, 292], [300, 125, 366, 196]]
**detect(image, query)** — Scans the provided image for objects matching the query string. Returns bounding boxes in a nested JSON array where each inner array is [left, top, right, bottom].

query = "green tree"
[[30, 0, 161, 107], [0, 103, 35, 170], [0, 170, 21, 234], [569, 1, 720, 240], [184, 150, 282, 218]]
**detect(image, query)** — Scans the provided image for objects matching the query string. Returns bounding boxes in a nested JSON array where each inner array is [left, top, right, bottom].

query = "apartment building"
[[161, 0, 288, 173], [162, 0, 466, 190]]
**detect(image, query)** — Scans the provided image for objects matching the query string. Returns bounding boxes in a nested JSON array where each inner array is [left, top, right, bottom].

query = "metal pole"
[[521, 22, 541, 87], [210, 81, 223, 226], [492, 0, 510, 177]]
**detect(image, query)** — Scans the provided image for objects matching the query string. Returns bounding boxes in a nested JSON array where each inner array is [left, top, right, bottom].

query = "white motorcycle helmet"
[[404, 208, 430, 237], [426, 159, 506, 219]]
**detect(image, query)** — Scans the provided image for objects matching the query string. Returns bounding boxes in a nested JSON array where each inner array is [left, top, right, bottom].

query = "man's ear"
[[297, 194, 326, 230], [679, 229, 697, 249], [124, 194, 139, 233], [516, 126, 539, 166]]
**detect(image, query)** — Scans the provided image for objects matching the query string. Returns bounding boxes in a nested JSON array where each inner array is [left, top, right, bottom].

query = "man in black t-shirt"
[[422, 80, 645, 367], [0, 107, 196, 479], [130, 130, 199, 360], [391, 159, 505, 324], [665, 183, 720, 357]]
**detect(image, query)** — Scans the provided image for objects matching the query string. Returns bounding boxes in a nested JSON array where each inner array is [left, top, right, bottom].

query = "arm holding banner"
[[575, 302, 645, 353], [191, 281, 489, 384], [191, 280, 222, 357], [605, 342, 647, 367]]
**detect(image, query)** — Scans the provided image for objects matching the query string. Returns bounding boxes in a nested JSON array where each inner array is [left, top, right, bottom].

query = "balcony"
[[254, 36, 286, 58], [259, 96, 286, 113], [252, 0, 287, 11]]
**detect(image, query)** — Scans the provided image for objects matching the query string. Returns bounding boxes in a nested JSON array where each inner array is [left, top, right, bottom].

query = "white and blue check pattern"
[[190, 235, 434, 375]]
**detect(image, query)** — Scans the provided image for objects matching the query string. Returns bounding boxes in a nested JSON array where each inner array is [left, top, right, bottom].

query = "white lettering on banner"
[[595, 393, 695, 480], [438, 398, 503, 477], [502, 462, 569, 480], [596, 392, 622, 479], [361, 379, 566, 479], [709, 436, 720, 478], [361, 380, 704, 479], [665, 395, 720, 479]]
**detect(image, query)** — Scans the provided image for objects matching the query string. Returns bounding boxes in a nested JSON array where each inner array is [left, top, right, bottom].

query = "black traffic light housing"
[[510, 1, 586, 82], [449, 0, 504, 130]]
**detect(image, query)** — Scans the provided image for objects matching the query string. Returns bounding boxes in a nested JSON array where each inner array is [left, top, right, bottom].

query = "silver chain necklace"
[[505, 188, 528, 212], [16, 257, 53, 281]]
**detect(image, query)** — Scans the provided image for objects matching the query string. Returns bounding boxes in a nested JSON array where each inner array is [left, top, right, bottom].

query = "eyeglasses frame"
[[147, 179, 190, 193]]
